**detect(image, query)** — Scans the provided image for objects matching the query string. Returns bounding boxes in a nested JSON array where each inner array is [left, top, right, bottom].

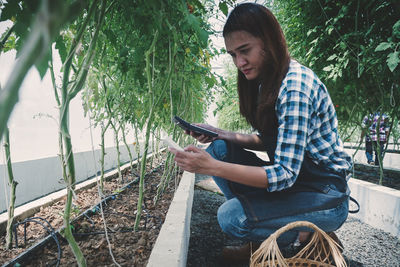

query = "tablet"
[[173, 116, 218, 137]]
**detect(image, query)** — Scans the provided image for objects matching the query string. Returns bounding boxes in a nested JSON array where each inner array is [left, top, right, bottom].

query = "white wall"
[[337, 148, 400, 237], [348, 178, 400, 238], [0, 143, 145, 213]]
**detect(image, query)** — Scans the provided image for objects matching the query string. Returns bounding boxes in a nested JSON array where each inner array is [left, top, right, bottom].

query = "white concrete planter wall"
[[348, 178, 400, 238], [0, 143, 145, 213], [147, 171, 195, 267], [344, 148, 400, 238]]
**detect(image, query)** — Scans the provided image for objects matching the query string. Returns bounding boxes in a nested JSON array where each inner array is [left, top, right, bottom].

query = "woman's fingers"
[[171, 145, 211, 173]]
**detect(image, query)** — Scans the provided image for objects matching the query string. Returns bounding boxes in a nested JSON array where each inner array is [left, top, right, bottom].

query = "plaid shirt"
[[263, 60, 352, 192], [361, 113, 389, 142]]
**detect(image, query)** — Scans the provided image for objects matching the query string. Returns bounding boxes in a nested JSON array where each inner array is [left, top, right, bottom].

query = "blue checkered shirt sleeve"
[[262, 61, 351, 192], [263, 88, 311, 191]]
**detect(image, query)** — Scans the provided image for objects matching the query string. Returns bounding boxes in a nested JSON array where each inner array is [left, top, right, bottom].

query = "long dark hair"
[[223, 3, 290, 135]]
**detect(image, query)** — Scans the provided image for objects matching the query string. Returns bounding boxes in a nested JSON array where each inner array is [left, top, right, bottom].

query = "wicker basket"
[[250, 221, 347, 267]]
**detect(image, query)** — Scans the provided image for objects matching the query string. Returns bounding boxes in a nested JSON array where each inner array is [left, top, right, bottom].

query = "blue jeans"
[[366, 140, 385, 165], [206, 140, 349, 246]]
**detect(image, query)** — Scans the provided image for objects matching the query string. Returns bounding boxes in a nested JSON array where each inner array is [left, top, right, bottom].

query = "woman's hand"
[[170, 144, 269, 188], [169, 145, 215, 175], [185, 123, 222, 144]]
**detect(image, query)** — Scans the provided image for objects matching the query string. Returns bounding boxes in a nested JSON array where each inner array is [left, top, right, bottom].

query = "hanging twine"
[[85, 90, 122, 267]]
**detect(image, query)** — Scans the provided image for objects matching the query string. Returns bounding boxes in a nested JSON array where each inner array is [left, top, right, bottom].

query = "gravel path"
[[187, 174, 400, 267]]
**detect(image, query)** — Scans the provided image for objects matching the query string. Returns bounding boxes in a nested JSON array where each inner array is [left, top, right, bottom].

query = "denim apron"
[[224, 131, 350, 223]]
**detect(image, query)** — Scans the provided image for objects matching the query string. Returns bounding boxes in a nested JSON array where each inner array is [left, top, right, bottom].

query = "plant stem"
[[58, 1, 105, 265], [154, 152, 174, 204], [121, 124, 134, 176], [3, 127, 18, 250], [0, 23, 15, 51], [113, 124, 122, 182], [100, 120, 111, 191], [132, 122, 141, 174], [60, 96, 87, 266], [0, 22, 45, 141], [134, 30, 159, 231]]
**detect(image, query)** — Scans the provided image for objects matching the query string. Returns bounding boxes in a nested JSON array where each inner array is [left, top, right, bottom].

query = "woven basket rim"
[[250, 221, 347, 267]]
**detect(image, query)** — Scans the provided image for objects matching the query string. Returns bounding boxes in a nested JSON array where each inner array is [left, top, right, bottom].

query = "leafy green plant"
[[1, 0, 224, 263], [48, 1, 107, 265], [273, 0, 399, 129], [80, 0, 222, 231], [0, 0, 86, 142], [216, 60, 250, 132], [71, 204, 81, 216], [273, 0, 399, 184], [375, 19, 400, 72]]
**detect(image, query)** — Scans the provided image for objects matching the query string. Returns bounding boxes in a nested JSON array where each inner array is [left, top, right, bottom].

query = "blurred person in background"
[[361, 112, 390, 166]]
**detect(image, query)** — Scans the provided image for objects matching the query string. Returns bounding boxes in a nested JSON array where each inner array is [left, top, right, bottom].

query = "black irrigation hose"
[[12, 217, 62, 267], [73, 228, 135, 236], [82, 212, 95, 226]]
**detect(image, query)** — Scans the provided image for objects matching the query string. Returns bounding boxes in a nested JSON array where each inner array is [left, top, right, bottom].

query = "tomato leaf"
[[392, 20, 400, 39], [387, 52, 399, 72], [55, 35, 67, 63], [35, 50, 51, 79], [0, 0, 20, 22], [375, 42, 391, 52], [219, 2, 228, 16]]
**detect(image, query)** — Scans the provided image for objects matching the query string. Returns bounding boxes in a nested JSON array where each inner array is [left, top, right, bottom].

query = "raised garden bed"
[[352, 163, 400, 190], [0, 152, 182, 266]]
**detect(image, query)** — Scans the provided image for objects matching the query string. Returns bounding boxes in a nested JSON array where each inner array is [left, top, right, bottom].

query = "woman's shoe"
[[220, 242, 261, 264], [284, 231, 343, 259]]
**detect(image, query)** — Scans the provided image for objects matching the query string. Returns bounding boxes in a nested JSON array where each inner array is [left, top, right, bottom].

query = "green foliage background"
[[216, 59, 250, 132], [272, 0, 399, 142], [215, 0, 399, 145]]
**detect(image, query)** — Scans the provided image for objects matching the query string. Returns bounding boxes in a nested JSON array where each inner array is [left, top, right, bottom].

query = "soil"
[[0, 152, 181, 266], [352, 163, 400, 190], [187, 183, 243, 267]]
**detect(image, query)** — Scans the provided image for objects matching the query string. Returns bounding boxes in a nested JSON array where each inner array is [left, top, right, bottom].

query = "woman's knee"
[[217, 198, 251, 239], [206, 140, 228, 161]]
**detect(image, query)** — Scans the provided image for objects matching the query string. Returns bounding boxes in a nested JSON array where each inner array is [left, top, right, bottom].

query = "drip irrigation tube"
[[13, 217, 62, 267], [72, 228, 135, 236], [1, 163, 163, 267]]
